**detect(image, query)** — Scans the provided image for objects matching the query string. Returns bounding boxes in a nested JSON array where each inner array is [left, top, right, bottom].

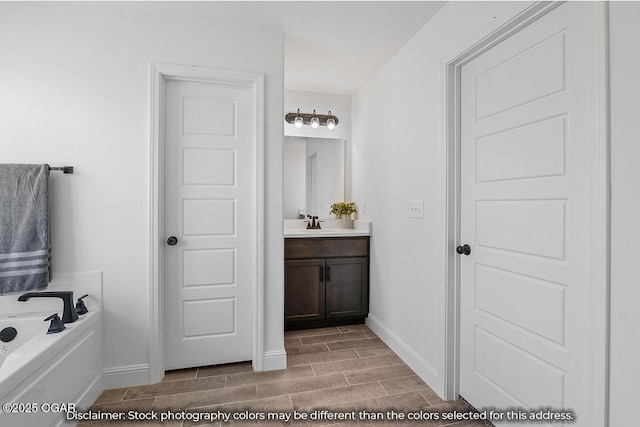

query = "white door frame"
[[441, 2, 610, 424], [148, 63, 265, 383]]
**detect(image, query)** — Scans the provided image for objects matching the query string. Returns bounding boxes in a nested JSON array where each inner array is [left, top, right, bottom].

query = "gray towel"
[[0, 164, 51, 295]]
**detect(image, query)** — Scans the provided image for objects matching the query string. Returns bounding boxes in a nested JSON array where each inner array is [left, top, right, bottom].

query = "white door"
[[164, 79, 256, 370], [460, 3, 595, 423]]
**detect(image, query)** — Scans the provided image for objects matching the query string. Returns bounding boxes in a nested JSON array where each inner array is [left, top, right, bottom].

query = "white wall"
[[0, 2, 284, 387], [352, 1, 640, 424], [608, 3, 640, 426]]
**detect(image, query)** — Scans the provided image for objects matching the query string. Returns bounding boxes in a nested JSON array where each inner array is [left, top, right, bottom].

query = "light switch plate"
[[409, 200, 424, 219]]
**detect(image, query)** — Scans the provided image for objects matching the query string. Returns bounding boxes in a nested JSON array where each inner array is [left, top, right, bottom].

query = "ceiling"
[[160, 1, 446, 95], [280, 2, 447, 95]]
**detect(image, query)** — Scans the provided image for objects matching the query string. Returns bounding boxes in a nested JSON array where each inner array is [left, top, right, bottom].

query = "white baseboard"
[[103, 364, 150, 389], [366, 314, 440, 394], [103, 352, 286, 389], [262, 350, 287, 371]]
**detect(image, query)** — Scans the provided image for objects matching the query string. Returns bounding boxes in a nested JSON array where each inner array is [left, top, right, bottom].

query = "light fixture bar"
[[285, 111, 340, 128]]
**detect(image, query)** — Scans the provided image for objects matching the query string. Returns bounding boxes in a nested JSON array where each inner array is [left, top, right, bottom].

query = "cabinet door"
[[284, 259, 325, 322], [325, 257, 369, 319]]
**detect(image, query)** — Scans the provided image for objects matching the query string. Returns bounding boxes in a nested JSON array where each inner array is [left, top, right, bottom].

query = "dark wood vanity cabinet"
[[284, 237, 369, 330]]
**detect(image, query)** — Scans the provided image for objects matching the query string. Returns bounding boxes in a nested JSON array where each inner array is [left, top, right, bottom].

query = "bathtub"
[[0, 308, 103, 427]]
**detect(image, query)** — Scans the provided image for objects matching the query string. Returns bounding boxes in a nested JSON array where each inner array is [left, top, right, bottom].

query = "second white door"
[[164, 78, 256, 370], [459, 3, 601, 424]]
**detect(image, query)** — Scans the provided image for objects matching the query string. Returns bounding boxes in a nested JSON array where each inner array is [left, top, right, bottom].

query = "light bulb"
[[294, 109, 303, 128], [326, 111, 335, 130], [310, 110, 319, 129]]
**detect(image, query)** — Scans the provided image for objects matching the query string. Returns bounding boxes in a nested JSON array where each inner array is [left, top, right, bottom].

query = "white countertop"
[[284, 228, 370, 238], [284, 219, 371, 238]]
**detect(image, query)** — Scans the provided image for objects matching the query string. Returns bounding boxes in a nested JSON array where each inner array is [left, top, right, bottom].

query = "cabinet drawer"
[[285, 237, 369, 259]]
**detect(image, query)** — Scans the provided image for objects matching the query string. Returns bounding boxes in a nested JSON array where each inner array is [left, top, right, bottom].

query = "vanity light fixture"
[[310, 110, 320, 128], [294, 109, 304, 128], [284, 109, 340, 129], [326, 111, 336, 130]]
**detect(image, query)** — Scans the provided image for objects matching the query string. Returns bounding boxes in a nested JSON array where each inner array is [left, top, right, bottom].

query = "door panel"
[[164, 79, 255, 370], [460, 2, 593, 422], [475, 200, 566, 259], [284, 259, 325, 322], [183, 148, 236, 185], [325, 257, 368, 318], [475, 264, 565, 344], [475, 115, 566, 183], [475, 31, 566, 120], [474, 328, 565, 409]]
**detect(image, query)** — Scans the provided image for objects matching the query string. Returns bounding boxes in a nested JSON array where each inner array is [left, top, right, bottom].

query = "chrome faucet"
[[306, 215, 322, 229], [18, 291, 78, 323]]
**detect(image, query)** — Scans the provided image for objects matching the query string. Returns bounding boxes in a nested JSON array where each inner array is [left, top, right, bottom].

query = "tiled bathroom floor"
[[84, 324, 487, 426]]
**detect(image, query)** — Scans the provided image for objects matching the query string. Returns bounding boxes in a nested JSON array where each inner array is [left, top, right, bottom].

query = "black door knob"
[[456, 244, 471, 256], [167, 236, 178, 246]]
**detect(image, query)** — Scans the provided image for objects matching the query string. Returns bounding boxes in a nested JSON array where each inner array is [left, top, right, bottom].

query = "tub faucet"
[[18, 291, 78, 323]]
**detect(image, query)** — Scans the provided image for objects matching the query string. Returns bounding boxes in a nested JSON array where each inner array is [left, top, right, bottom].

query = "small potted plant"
[[330, 201, 357, 227]]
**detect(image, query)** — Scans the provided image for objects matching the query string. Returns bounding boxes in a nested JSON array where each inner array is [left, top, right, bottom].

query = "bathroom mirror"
[[284, 136, 345, 220]]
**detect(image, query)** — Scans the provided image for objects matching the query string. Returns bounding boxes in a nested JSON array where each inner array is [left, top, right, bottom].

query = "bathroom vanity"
[[284, 224, 371, 330]]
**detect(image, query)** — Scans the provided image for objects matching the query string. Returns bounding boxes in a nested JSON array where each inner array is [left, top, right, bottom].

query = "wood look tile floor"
[[84, 325, 487, 426]]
